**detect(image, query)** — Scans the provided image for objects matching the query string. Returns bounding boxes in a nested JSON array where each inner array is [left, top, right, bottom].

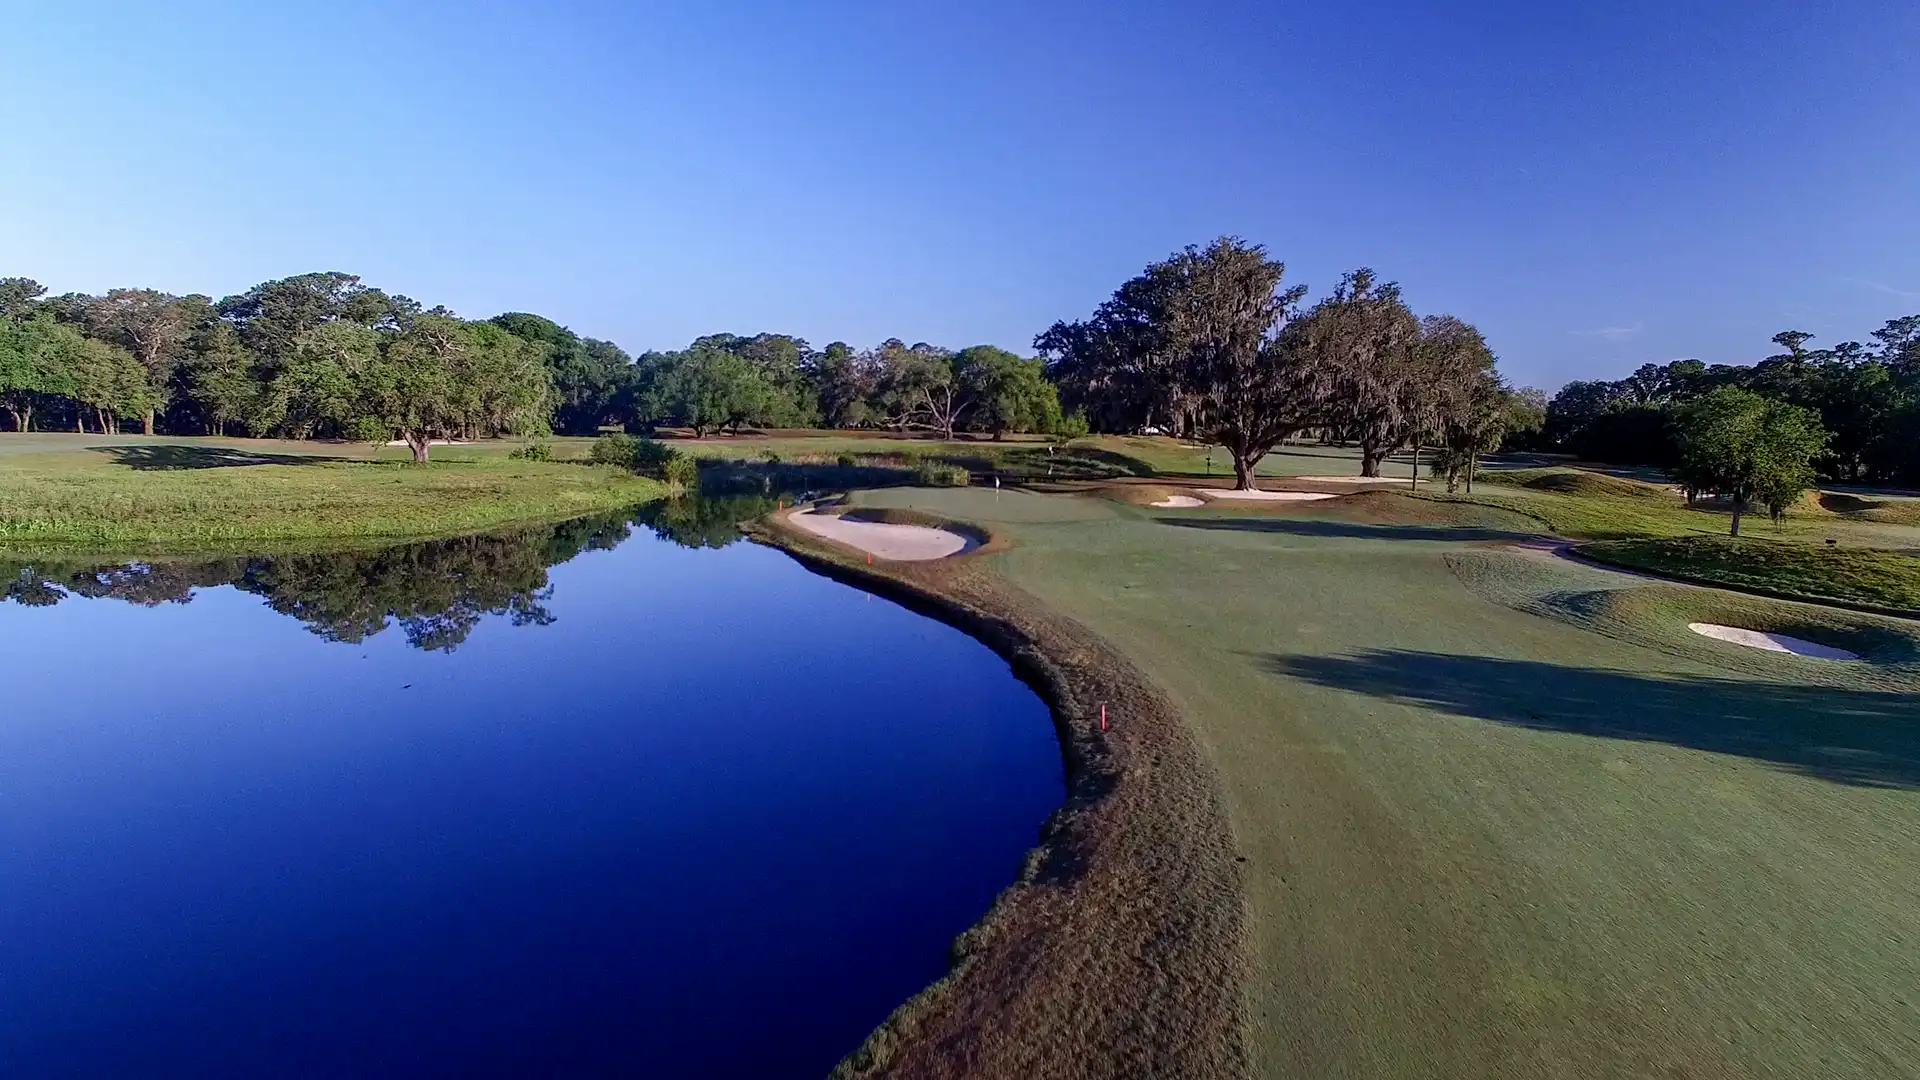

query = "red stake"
[[1100, 703, 1107, 731]]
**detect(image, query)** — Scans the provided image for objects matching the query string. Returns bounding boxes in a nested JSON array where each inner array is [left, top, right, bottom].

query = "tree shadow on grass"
[[1265, 649, 1920, 789], [94, 445, 341, 470], [1163, 517, 1540, 544]]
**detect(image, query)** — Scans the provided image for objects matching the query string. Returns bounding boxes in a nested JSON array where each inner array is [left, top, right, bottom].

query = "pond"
[[0, 501, 1063, 1077]]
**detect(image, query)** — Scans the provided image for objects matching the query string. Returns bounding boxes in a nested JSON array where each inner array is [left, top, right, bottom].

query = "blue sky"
[[3, 1, 1915, 391]]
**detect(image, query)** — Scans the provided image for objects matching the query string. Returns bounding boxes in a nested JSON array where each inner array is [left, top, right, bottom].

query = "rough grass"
[[1577, 535, 1920, 613], [0, 449, 663, 551], [793, 484, 1920, 1079]]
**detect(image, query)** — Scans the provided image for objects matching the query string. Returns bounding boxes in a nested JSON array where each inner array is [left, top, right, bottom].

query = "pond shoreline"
[[752, 512, 1252, 1079]]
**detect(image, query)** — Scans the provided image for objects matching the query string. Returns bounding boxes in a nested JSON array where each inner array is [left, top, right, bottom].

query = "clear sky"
[[3, 1, 1915, 391]]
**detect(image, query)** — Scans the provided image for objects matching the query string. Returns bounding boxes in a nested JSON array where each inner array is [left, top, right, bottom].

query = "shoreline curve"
[[750, 509, 1252, 1080]]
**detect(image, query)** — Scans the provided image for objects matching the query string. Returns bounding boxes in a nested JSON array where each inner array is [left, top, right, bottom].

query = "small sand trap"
[[1150, 495, 1205, 508], [1198, 489, 1340, 502], [1687, 623, 1859, 661], [788, 508, 976, 561]]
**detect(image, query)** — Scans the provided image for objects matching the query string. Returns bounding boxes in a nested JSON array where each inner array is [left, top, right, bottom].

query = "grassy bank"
[[1576, 535, 1920, 613], [0, 444, 663, 551], [796, 486, 1920, 1079]]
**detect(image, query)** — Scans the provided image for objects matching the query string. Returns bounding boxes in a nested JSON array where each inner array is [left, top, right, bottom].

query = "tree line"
[[1543, 320, 1920, 484], [0, 273, 1072, 459], [1036, 237, 1543, 489]]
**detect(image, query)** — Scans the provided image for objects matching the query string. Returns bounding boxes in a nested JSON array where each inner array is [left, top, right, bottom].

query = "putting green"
[[859, 486, 1920, 1079]]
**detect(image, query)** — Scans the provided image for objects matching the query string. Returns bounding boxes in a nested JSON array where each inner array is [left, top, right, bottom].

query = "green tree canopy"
[[1673, 387, 1828, 535]]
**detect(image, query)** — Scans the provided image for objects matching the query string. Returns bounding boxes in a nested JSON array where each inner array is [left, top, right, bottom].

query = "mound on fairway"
[[1450, 546, 1920, 691], [1498, 468, 1671, 499], [1577, 536, 1920, 613], [786, 506, 977, 560], [1330, 490, 1547, 531]]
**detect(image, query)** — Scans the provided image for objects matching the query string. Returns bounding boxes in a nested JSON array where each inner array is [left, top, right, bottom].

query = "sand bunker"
[[788, 508, 977, 560], [1198, 489, 1340, 502], [1289, 476, 1404, 485], [1687, 623, 1859, 661], [1150, 495, 1206, 508]]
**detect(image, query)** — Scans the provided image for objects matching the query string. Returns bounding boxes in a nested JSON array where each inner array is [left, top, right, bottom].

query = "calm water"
[[0, 506, 1062, 1078]]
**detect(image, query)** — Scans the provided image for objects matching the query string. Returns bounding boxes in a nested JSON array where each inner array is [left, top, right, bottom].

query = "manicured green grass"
[[1577, 535, 1920, 613], [836, 485, 1920, 1079], [0, 445, 662, 551]]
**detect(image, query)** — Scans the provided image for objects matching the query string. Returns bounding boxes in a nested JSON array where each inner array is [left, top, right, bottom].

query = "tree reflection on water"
[[2, 495, 779, 651]]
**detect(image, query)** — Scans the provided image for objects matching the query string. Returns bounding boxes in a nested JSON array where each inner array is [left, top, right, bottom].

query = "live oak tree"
[[346, 314, 551, 462], [0, 315, 78, 431], [1036, 237, 1310, 488], [1673, 387, 1828, 535], [1289, 269, 1422, 478], [492, 312, 632, 435], [73, 289, 211, 434], [1169, 239, 1311, 489], [651, 346, 773, 437], [957, 345, 1062, 438]]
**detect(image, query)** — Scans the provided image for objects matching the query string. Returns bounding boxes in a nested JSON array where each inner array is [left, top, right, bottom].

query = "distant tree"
[[74, 289, 212, 433], [217, 272, 417, 358], [1502, 386, 1548, 449], [1289, 268, 1422, 477], [0, 315, 80, 430], [1155, 239, 1312, 489], [1673, 387, 1827, 535], [181, 321, 269, 436], [896, 347, 969, 440], [1872, 315, 1920, 378], [0, 278, 46, 320], [1034, 259, 1194, 435], [352, 314, 550, 460], [491, 312, 629, 435], [1400, 314, 1497, 489], [957, 346, 1062, 438], [804, 341, 874, 428], [654, 347, 773, 437], [66, 334, 156, 433], [1036, 237, 1312, 484], [693, 332, 820, 427]]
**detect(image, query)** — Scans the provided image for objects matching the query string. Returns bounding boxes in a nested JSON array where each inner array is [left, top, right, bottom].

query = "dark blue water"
[[0, 511, 1062, 1078]]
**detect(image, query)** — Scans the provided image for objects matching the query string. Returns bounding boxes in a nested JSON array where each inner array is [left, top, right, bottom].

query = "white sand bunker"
[[1150, 494, 1205, 508], [1290, 476, 1403, 485], [1199, 489, 1340, 502], [788, 508, 977, 561], [1687, 623, 1859, 661]]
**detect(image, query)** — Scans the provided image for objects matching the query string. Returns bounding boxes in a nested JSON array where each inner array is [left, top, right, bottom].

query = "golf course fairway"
[[776, 486, 1920, 1080]]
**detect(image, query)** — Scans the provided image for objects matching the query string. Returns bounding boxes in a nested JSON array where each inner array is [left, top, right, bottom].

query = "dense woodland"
[[1039, 238, 1541, 488], [1542, 321, 1920, 485], [0, 273, 1067, 458], [5, 258, 1915, 493]]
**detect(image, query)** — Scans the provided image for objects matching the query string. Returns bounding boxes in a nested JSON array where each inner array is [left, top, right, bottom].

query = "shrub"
[[662, 452, 700, 490], [1052, 410, 1090, 441], [508, 440, 553, 462], [836, 452, 859, 468], [631, 438, 676, 475], [915, 461, 970, 487], [759, 448, 783, 465], [590, 433, 640, 468]]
